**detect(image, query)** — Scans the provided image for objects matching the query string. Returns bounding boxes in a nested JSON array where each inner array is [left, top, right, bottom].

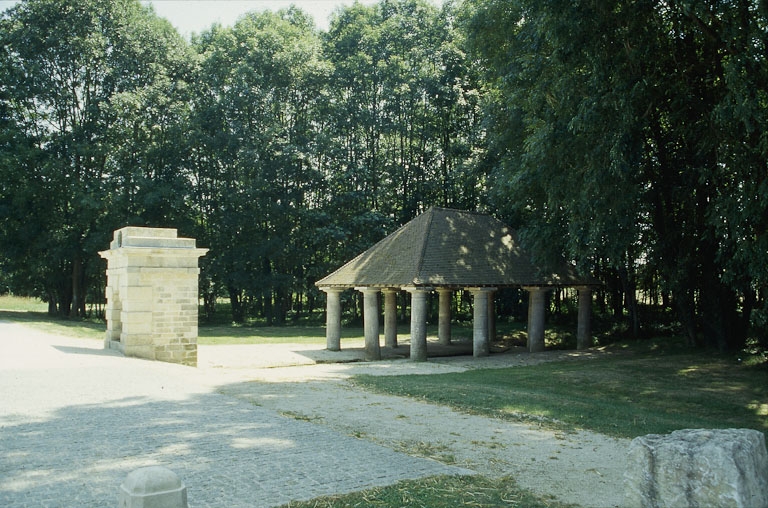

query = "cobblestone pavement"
[[0, 322, 469, 508]]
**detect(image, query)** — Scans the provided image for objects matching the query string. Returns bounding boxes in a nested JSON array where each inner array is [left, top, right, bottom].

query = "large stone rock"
[[624, 428, 768, 508]]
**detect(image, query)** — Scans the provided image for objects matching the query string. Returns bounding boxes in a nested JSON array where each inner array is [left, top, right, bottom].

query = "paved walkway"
[[0, 322, 470, 508]]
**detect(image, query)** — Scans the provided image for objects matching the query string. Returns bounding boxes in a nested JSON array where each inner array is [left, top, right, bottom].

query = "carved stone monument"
[[100, 227, 207, 367]]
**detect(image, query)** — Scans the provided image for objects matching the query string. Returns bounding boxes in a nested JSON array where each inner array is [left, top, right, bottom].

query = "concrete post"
[[469, 287, 496, 357], [382, 288, 399, 348], [405, 287, 432, 362], [437, 288, 453, 345], [356, 287, 381, 361], [321, 287, 344, 351], [525, 287, 549, 353], [100, 227, 207, 367], [577, 286, 592, 350], [119, 466, 187, 508]]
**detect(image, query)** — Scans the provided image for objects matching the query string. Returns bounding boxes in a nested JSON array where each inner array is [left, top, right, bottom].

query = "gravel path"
[[205, 345, 629, 508], [0, 321, 628, 507]]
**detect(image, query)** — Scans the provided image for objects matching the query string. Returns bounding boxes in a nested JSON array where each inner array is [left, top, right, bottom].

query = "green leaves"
[[468, 0, 768, 349]]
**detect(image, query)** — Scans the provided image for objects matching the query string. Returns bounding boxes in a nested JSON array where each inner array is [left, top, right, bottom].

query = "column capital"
[[354, 286, 380, 294], [403, 286, 434, 294], [380, 287, 400, 294], [467, 286, 497, 294], [523, 286, 551, 293], [319, 286, 345, 294]]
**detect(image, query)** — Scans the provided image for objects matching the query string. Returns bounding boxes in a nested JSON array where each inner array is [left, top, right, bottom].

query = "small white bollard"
[[119, 466, 188, 508]]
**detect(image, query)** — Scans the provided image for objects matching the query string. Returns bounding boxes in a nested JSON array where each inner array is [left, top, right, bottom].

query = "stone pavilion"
[[316, 207, 600, 361]]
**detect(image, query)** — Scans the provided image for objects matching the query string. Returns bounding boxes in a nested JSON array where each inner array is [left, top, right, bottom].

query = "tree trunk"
[[228, 286, 244, 323], [70, 257, 86, 319]]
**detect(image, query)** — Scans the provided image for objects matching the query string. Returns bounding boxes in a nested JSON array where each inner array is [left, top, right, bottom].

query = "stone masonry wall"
[[100, 227, 207, 367]]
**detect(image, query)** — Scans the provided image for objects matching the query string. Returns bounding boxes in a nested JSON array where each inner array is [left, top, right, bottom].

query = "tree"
[[190, 9, 329, 323], [466, 0, 768, 350], [0, 0, 194, 316]]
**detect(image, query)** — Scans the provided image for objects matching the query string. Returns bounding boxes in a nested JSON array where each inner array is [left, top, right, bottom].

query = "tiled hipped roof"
[[316, 207, 599, 289]]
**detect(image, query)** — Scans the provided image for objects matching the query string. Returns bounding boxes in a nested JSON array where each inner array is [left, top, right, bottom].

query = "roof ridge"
[[429, 206, 485, 215], [412, 207, 436, 285]]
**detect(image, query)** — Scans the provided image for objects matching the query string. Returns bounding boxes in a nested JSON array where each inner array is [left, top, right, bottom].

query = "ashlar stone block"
[[100, 227, 207, 367]]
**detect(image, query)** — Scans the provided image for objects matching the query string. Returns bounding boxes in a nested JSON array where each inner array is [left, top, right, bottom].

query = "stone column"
[[487, 290, 496, 344], [405, 287, 432, 362], [577, 286, 592, 350], [469, 287, 496, 357], [437, 288, 453, 345], [99, 227, 207, 367], [321, 287, 344, 351], [356, 287, 381, 361], [525, 287, 549, 353], [382, 288, 399, 348]]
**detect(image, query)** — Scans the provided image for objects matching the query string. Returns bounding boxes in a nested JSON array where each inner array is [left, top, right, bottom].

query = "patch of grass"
[[394, 440, 458, 465], [0, 295, 48, 312], [352, 344, 768, 439], [279, 475, 576, 508], [279, 410, 322, 423], [0, 296, 104, 340]]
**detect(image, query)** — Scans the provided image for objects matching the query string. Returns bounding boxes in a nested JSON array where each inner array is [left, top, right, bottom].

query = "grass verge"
[[0, 296, 104, 340], [351, 343, 768, 439], [278, 474, 576, 508]]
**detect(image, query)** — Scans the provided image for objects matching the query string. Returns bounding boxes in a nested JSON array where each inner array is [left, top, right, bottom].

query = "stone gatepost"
[[100, 227, 208, 367]]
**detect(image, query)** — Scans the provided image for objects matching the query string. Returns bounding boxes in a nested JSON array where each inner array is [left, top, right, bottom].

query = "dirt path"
[[202, 344, 629, 507]]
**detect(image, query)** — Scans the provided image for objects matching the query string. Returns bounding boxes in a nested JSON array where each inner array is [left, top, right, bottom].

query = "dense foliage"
[[1, 0, 766, 350], [469, 0, 768, 351]]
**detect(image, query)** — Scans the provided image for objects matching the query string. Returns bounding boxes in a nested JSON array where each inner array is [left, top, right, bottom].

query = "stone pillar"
[[525, 287, 549, 353], [321, 287, 343, 351], [100, 227, 207, 367], [382, 288, 399, 348], [405, 287, 432, 362], [437, 288, 453, 345], [577, 286, 592, 350], [469, 287, 496, 357], [487, 290, 496, 343], [356, 287, 381, 361]]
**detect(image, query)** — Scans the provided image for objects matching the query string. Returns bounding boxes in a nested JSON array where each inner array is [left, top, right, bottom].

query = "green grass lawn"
[[0, 296, 105, 340], [278, 474, 576, 508], [352, 342, 768, 439]]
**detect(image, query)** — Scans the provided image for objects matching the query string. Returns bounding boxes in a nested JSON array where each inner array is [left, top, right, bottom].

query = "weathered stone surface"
[[100, 227, 207, 367], [119, 466, 187, 508], [624, 428, 768, 508]]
